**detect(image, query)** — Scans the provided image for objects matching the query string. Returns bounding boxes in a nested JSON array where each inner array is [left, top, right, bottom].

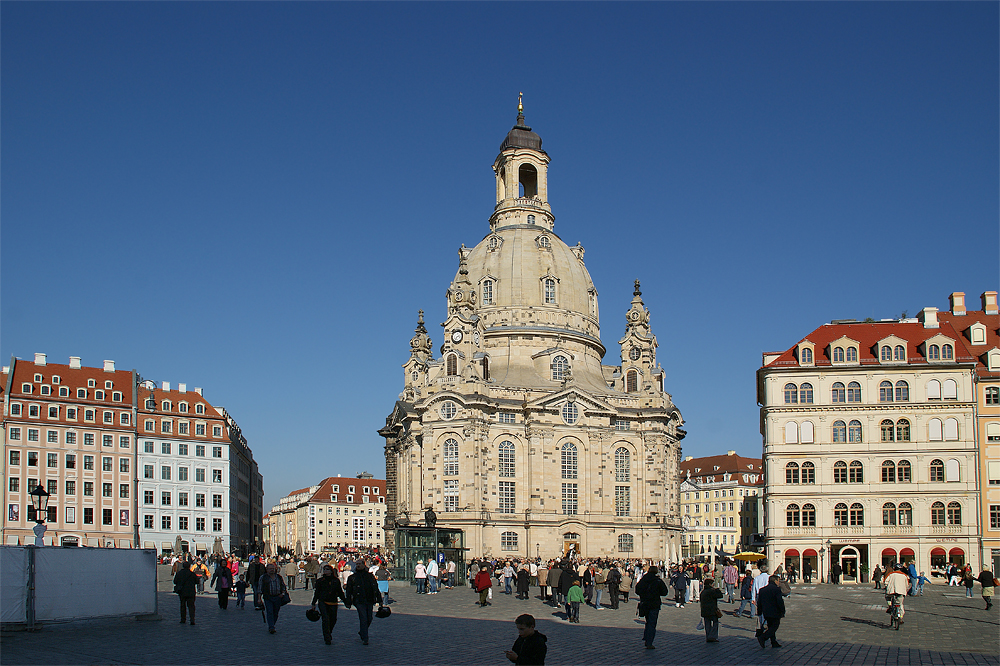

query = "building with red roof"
[[757, 291, 997, 581]]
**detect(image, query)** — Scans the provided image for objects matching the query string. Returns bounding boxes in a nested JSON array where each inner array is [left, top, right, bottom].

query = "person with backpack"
[[345, 558, 384, 645], [635, 565, 668, 649], [173, 559, 198, 625]]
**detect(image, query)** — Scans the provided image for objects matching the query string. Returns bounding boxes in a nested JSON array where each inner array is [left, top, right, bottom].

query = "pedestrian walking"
[[234, 574, 248, 609], [669, 566, 687, 608], [635, 565, 668, 649], [505, 614, 547, 665], [310, 564, 348, 645], [516, 564, 531, 600], [210, 561, 232, 610], [548, 562, 564, 607], [284, 559, 297, 590], [345, 558, 384, 645], [173, 559, 198, 625], [375, 562, 393, 605], [699, 578, 724, 643], [255, 562, 288, 634], [751, 564, 770, 631], [305, 556, 320, 591], [963, 567, 976, 598], [722, 560, 739, 603], [756, 575, 785, 648], [567, 579, 584, 623], [977, 568, 995, 610], [474, 564, 493, 607], [734, 571, 753, 617], [537, 562, 549, 601]]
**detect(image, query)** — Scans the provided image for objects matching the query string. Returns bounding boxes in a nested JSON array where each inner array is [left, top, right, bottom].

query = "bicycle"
[[886, 593, 903, 630]]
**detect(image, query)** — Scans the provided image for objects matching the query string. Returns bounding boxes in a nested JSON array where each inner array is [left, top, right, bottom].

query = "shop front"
[[393, 527, 466, 586]]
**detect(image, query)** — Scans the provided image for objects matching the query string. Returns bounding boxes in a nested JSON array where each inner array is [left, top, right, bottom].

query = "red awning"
[[900, 548, 915, 557], [949, 547, 964, 556], [931, 547, 946, 556], [881, 548, 897, 557], [803, 549, 817, 557]]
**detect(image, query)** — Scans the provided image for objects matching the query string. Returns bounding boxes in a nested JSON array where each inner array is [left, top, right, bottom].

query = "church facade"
[[379, 103, 685, 561]]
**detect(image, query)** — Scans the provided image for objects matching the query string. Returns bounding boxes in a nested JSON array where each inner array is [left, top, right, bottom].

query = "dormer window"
[[482, 279, 494, 305], [87, 379, 95, 388], [34, 374, 42, 382], [551, 355, 568, 381], [94, 390, 104, 400], [800, 347, 813, 364], [942, 344, 953, 360], [894, 345, 905, 361], [543, 278, 556, 304], [846, 347, 857, 362], [112, 391, 122, 402], [179, 402, 188, 413], [162, 400, 171, 412], [195, 404, 205, 414], [52, 375, 61, 384], [105, 380, 112, 389], [970, 322, 987, 345]]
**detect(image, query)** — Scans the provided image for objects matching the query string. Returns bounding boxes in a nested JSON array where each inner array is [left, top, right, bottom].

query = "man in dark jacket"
[[606, 564, 622, 610], [246, 556, 264, 598], [505, 613, 547, 665], [311, 563, 348, 644], [635, 566, 669, 649], [559, 565, 579, 619], [345, 559, 383, 645], [756, 576, 785, 648], [546, 563, 563, 607], [173, 559, 198, 625]]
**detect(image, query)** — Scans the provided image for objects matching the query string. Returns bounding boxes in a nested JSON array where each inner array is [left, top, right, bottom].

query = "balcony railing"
[[784, 527, 819, 536], [881, 525, 914, 535], [834, 526, 865, 536], [930, 525, 963, 534]]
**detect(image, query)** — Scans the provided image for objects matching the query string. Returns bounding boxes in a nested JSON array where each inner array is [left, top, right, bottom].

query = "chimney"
[[178, 383, 187, 393], [919, 307, 939, 329], [194, 387, 202, 396], [69, 356, 81, 369], [949, 292, 966, 316], [34, 353, 46, 366], [161, 381, 170, 391], [982, 291, 999, 315], [103, 360, 115, 372], [727, 450, 736, 456], [684, 456, 693, 461]]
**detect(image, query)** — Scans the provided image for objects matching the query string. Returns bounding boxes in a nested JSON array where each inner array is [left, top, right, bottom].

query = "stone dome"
[[500, 115, 544, 153]]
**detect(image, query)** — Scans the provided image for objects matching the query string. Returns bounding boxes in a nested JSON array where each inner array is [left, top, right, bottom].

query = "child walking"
[[234, 574, 249, 609]]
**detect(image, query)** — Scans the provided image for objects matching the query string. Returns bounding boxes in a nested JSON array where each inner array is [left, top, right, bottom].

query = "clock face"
[[629, 310, 640, 321], [629, 348, 641, 361], [451, 330, 463, 343], [454, 290, 464, 302]]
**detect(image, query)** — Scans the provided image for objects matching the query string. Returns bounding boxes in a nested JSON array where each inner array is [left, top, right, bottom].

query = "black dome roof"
[[500, 111, 544, 152]]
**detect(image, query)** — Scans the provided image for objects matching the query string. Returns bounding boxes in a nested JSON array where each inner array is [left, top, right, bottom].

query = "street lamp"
[[29, 485, 51, 546]]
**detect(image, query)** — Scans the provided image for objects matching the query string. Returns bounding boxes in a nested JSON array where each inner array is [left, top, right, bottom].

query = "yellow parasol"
[[733, 551, 766, 562]]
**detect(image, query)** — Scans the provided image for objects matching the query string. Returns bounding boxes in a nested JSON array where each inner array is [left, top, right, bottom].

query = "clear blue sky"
[[3, 3, 997, 510]]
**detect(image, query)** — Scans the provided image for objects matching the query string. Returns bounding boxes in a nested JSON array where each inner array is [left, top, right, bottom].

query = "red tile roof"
[[308, 477, 387, 504], [680, 453, 763, 485], [938, 310, 1000, 378]]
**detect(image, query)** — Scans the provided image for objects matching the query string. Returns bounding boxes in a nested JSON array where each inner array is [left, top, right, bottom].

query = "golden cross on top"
[[518, 92, 523, 113]]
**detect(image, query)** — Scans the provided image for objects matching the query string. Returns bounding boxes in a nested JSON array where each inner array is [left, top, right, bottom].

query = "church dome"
[[500, 117, 544, 153]]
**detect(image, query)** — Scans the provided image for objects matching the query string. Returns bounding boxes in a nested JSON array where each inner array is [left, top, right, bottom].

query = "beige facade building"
[[758, 292, 997, 582], [679, 451, 763, 560], [267, 474, 386, 555], [380, 103, 686, 561]]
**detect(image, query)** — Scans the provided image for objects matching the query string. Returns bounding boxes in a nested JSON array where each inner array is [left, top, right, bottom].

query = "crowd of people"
[[871, 561, 995, 611]]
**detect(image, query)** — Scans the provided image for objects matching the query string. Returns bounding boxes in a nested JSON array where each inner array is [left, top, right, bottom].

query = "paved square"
[[2, 574, 997, 664]]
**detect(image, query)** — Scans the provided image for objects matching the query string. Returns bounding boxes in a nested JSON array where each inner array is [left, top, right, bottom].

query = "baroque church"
[[380, 101, 686, 561]]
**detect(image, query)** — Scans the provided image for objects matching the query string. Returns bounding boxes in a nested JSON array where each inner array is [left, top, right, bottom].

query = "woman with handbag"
[[210, 561, 233, 610], [255, 562, 289, 634], [699, 578, 725, 643]]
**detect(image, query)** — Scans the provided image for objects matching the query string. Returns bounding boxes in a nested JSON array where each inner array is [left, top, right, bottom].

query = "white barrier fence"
[[0, 546, 157, 628]]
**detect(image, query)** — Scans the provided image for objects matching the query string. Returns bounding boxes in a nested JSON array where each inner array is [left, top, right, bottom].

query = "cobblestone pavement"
[[2, 578, 997, 665]]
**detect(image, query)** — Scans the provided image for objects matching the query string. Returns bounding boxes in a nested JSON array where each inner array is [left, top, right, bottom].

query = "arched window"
[[848, 420, 863, 443], [881, 460, 895, 483], [927, 379, 941, 400], [799, 383, 813, 403], [443, 438, 459, 476], [482, 279, 494, 305], [847, 382, 862, 403], [543, 278, 556, 304], [945, 458, 960, 481], [832, 420, 847, 443], [929, 418, 943, 441], [897, 460, 911, 483], [849, 502, 864, 526], [849, 460, 864, 482], [498, 441, 515, 478], [834, 502, 848, 526], [928, 344, 940, 360], [551, 355, 568, 381], [614, 447, 630, 482], [801, 348, 813, 363], [195, 403, 205, 414], [802, 503, 816, 527], [930, 501, 945, 525], [929, 459, 944, 482], [832, 382, 846, 403], [898, 502, 913, 525], [894, 345, 905, 361], [785, 462, 799, 484], [880, 420, 895, 442], [882, 502, 897, 525], [942, 344, 954, 360], [446, 354, 458, 376], [834, 460, 848, 483], [500, 531, 518, 551], [784, 383, 798, 404], [618, 533, 634, 553], [846, 347, 858, 362], [896, 419, 910, 442], [626, 370, 639, 393], [947, 502, 962, 525], [561, 442, 578, 479], [801, 421, 815, 443], [895, 380, 909, 402], [482, 357, 490, 382], [801, 461, 816, 484], [943, 379, 958, 400], [879, 381, 894, 402], [833, 347, 845, 362], [881, 345, 893, 361], [784, 422, 798, 444], [786, 503, 800, 527], [943, 418, 959, 441]]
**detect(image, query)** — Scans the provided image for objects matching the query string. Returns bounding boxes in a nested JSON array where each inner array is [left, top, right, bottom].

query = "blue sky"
[[3, 3, 997, 509]]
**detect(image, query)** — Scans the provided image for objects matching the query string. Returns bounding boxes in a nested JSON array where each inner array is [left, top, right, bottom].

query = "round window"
[[561, 402, 579, 425], [629, 348, 641, 361], [440, 402, 457, 420]]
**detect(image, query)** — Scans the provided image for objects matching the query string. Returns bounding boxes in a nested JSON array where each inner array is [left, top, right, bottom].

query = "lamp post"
[[29, 485, 51, 546]]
